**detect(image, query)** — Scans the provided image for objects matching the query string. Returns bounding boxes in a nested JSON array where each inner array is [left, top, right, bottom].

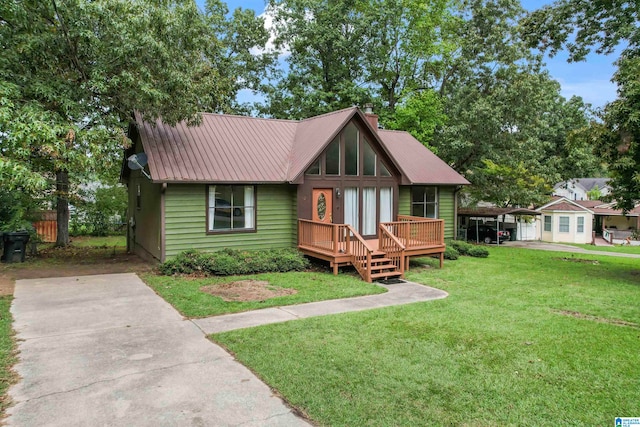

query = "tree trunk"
[[55, 169, 70, 247]]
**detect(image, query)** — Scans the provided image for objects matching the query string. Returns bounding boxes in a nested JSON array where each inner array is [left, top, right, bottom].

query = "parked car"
[[215, 198, 242, 217], [467, 224, 510, 244]]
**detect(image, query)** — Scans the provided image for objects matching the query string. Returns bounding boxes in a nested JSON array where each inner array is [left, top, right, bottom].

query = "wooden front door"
[[312, 188, 333, 223]]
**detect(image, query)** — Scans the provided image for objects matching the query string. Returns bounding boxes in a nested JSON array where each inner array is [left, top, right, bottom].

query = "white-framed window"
[[544, 215, 552, 232], [208, 185, 255, 232], [411, 186, 438, 218], [577, 216, 585, 233], [559, 216, 570, 233]]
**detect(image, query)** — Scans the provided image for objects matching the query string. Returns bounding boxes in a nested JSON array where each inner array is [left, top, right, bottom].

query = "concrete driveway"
[[7, 273, 309, 427]]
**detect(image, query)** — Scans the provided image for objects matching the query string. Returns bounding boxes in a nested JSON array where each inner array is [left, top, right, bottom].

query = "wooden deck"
[[298, 216, 446, 282]]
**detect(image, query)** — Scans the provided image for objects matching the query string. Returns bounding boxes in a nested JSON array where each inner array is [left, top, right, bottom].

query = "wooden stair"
[[365, 251, 402, 282]]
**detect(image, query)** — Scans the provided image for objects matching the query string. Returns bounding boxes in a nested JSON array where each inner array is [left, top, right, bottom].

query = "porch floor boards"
[[298, 238, 446, 273]]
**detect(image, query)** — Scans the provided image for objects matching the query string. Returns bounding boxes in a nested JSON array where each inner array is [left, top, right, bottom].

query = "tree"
[[521, 0, 640, 210], [261, 0, 599, 207], [0, 0, 273, 245], [587, 185, 603, 201], [262, 0, 371, 119], [262, 0, 454, 119], [596, 54, 640, 211], [385, 89, 446, 150], [521, 0, 639, 62], [431, 0, 600, 207]]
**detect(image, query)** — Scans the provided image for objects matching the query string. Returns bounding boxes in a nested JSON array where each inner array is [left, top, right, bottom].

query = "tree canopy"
[[0, 0, 273, 243], [260, 0, 601, 207], [522, 0, 639, 210], [1, 0, 612, 235]]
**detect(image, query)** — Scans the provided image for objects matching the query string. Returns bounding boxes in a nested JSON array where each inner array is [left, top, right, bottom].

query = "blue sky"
[[206, 0, 619, 109]]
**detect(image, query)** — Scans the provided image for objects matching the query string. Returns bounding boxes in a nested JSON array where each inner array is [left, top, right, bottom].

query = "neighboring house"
[[553, 178, 611, 201], [575, 200, 640, 244], [537, 197, 640, 245], [537, 197, 594, 244], [121, 107, 469, 281]]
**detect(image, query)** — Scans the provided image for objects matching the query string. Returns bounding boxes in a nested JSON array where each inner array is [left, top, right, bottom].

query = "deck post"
[[333, 224, 339, 254], [439, 252, 444, 268], [346, 227, 350, 254]]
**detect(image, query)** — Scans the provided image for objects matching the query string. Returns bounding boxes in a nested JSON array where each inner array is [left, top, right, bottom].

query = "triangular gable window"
[[363, 138, 376, 176], [303, 120, 396, 177], [379, 161, 391, 177], [326, 136, 340, 175]]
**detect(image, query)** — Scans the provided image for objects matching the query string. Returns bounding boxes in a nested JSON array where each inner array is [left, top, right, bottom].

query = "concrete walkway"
[[503, 240, 640, 259], [8, 273, 311, 427], [194, 281, 448, 334], [8, 273, 447, 426]]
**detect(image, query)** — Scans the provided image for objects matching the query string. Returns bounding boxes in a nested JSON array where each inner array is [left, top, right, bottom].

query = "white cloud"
[[249, 5, 291, 59], [556, 78, 618, 108]]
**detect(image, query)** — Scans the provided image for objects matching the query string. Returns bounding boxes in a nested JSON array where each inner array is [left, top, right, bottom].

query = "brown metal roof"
[[138, 112, 297, 183], [378, 130, 470, 185], [134, 108, 469, 185]]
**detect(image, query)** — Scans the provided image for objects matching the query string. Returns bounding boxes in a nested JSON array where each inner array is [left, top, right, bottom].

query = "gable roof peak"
[[537, 196, 594, 213], [297, 106, 359, 122]]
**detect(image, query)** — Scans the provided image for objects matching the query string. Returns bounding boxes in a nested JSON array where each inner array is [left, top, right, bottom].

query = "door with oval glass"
[[312, 188, 333, 223]]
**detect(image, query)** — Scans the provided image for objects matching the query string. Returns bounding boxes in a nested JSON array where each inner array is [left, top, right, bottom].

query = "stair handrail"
[[346, 225, 373, 282], [379, 223, 406, 277]]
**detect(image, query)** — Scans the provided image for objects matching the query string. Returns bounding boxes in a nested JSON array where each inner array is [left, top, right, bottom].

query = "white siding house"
[[537, 197, 593, 244], [553, 178, 611, 201]]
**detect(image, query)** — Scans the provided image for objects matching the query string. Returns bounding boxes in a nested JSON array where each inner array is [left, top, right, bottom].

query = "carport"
[[458, 207, 541, 244]]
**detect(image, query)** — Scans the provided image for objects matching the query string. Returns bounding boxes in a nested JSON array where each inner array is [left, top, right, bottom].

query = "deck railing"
[[346, 225, 373, 282], [383, 216, 444, 249], [379, 224, 405, 276], [298, 219, 350, 254]]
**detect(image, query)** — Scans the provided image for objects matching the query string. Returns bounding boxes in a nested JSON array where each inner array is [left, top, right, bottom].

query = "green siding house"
[[123, 107, 468, 268]]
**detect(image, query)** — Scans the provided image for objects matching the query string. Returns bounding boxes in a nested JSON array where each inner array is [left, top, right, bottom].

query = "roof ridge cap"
[[299, 106, 358, 123], [199, 112, 298, 123]]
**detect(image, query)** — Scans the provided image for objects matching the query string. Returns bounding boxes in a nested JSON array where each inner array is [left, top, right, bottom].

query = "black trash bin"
[[1, 231, 30, 263]]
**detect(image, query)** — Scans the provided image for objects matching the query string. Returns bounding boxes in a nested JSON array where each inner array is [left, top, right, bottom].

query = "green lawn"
[[0, 296, 16, 414], [68, 235, 126, 247], [568, 243, 640, 254], [142, 271, 386, 318], [213, 248, 640, 426]]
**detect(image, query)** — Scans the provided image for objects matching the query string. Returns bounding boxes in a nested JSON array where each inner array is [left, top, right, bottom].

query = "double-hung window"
[[411, 186, 438, 218], [208, 185, 255, 232], [544, 215, 552, 232], [559, 216, 570, 233], [577, 216, 585, 233]]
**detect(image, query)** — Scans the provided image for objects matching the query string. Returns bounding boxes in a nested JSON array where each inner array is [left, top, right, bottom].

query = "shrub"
[[443, 246, 459, 260], [159, 248, 310, 276], [467, 246, 489, 258], [448, 240, 474, 256]]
